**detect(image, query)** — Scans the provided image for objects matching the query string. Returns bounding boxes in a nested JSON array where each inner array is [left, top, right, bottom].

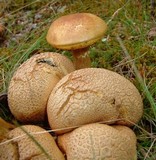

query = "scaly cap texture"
[[47, 68, 143, 134], [0, 125, 65, 160], [58, 123, 137, 160], [8, 52, 75, 123]]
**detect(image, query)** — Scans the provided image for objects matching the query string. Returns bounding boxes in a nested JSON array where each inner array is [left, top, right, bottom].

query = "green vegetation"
[[0, 0, 156, 159]]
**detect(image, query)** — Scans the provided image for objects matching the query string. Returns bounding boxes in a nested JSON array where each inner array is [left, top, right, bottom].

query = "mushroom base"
[[72, 47, 91, 69]]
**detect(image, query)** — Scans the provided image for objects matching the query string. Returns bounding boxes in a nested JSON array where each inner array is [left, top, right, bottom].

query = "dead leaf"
[[0, 117, 15, 141], [147, 27, 156, 40]]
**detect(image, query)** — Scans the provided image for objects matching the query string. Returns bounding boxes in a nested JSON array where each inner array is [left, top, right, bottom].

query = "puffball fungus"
[[58, 123, 137, 160], [0, 125, 65, 160], [8, 52, 75, 123], [47, 68, 143, 134]]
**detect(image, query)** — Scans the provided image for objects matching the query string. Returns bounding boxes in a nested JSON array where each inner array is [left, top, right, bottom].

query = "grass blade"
[[116, 34, 156, 118]]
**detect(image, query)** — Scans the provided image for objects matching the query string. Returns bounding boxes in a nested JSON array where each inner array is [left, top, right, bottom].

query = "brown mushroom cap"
[[8, 52, 75, 123], [58, 123, 137, 160], [46, 13, 107, 50], [47, 68, 143, 134], [0, 125, 65, 160]]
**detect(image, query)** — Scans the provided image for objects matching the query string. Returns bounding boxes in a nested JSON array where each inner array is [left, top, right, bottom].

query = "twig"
[[116, 35, 156, 118]]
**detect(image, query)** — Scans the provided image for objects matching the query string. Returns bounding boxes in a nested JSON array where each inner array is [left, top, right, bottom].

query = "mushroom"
[[46, 13, 107, 69], [0, 125, 65, 160], [58, 123, 137, 160], [47, 68, 143, 134], [8, 52, 75, 123]]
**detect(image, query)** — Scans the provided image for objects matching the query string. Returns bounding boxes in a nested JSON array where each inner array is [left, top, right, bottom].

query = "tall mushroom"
[[47, 68, 143, 134], [46, 13, 107, 69], [8, 52, 75, 123]]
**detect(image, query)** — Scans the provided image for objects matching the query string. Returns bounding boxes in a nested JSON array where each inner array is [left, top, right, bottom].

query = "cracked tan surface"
[[0, 125, 65, 160], [8, 52, 75, 123], [58, 123, 137, 160], [47, 68, 143, 134]]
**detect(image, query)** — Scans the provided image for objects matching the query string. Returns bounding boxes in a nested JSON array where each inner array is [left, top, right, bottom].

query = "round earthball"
[[58, 123, 137, 160], [8, 52, 75, 123], [0, 125, 65, 160], [47, 68, 143, 134]]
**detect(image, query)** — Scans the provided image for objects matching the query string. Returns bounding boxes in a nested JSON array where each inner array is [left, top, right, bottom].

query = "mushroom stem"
[[72, 47, 91, 69]]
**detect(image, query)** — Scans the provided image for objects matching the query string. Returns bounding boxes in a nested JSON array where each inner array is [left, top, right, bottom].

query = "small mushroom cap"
[[47, 68, 143, 134], [58, 123, 137, 160], [0, 125, 65, 160], [46, 13, 107, 50], [8, 52, 75, 123]]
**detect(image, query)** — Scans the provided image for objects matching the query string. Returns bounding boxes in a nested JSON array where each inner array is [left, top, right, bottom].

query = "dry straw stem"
[[106, 0, 130, 25], [143, 138, 156, 160], [2, 122, 52, 160], [116, 35, 156, 118], [0, 118, 154, 147]]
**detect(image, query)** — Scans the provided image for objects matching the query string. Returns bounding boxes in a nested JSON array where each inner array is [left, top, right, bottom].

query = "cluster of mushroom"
[[47, 68, 143, 160], [0, 13, 143, 160]]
